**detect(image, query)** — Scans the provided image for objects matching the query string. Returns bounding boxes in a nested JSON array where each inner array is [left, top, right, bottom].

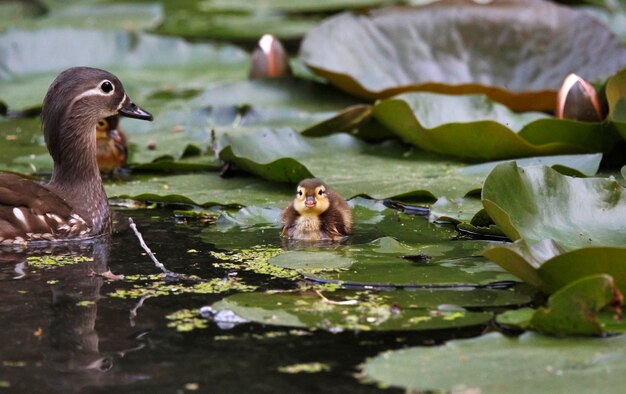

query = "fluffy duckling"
[[0, 67, 152, 244], [281, 178, 352, 241], [96, 115, 128, 174]]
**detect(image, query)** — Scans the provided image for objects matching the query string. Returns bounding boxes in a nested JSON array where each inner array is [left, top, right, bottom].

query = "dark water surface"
[[0, 208, 484, 393]]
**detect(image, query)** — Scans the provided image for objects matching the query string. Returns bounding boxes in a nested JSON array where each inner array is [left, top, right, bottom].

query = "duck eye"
[[100, 81, 114, 94], [97, 120, 106, 127], [318, 189, 325, 196], [297, 190, 303, 197]]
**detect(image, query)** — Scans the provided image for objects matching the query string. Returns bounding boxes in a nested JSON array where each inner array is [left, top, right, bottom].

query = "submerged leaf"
[[211, 290, 493, 331]]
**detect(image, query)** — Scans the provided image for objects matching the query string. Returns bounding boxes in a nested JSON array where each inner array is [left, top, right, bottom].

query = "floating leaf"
[[482, 162, 626, 248], [531, 274, 622, 335], [211, 290, 493, 331], [0, 28, 249, 111], [106, 173, 294, 208], [372, 92, 619, 160], [149, 0, 398, 41], [300, 2, 626, 110], [362, 332, 626, 393], [218, 127, 603, 202]]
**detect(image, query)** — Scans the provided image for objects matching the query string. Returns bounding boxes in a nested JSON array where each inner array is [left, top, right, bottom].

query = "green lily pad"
[[269, 251, 356, 270], [482, 162, 626, 248], [306, 238, 518, 288], [499, 274, 624, 335], [362, 332, 626, 393], [218, 127, 603, 202], [372, 92, 619, 160], [300, 2, 626, 111], [211, 290, 493, 331], [0, 28, 249, 111], [4, 3, 163, 32], [106, 173, 294, 208], [148, 0, 398, 41]]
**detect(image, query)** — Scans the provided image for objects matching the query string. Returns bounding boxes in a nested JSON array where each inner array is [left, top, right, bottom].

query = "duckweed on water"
[[26, 255, 92, 269], [108, 276, 256, 299], [166, 309, 208, 332], [211, 247, 300, 280], [277, 362, 331, 374]]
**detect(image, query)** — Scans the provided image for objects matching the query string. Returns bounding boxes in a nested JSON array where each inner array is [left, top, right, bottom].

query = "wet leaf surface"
[[362, 332, 626, 393], [497, 274, 625, 335], [372, 93, 619, 160], [300, 1, 626, 110], [212, 290, 494, 331]]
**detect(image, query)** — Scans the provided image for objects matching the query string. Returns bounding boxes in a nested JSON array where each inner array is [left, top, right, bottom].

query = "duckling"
[[248, 34, 292, 79], [281, 178, 352, 241], [0, 67, 152, 244], [96, 115, 128, 174]]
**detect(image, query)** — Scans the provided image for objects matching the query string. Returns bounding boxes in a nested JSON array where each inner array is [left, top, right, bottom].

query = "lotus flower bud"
[[248, 34, 292, 79], [555, 73, 605, 122]]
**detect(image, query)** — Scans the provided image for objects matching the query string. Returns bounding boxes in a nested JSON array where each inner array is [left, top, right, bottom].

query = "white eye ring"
[[100, 80, 114, 94]]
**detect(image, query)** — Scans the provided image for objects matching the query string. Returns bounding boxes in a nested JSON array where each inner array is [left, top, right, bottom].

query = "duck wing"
[[0, 173, 88, 243]]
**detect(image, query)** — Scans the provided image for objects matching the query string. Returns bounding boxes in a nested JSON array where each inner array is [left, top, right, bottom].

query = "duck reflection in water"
[[0, 238, 145, 390]]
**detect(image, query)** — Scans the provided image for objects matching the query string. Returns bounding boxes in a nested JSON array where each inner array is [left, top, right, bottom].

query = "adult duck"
[[0, 67, 152, 244]]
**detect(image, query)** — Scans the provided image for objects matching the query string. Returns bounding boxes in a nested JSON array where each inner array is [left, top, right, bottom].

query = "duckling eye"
[[100, 80, 114, 94], [97, 120, 106, 127], [318, 189, 325, 196], [297, 190, 303, 197]]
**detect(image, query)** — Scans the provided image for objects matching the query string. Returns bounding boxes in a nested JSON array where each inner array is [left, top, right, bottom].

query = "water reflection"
[[0, 237, 129, 390]]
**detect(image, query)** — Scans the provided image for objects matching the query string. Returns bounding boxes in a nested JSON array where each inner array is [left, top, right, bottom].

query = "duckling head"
[[293, 178, 330, 217]]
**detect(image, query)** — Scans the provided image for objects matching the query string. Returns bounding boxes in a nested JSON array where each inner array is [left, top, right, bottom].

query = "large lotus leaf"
[[372, 93, 620, 160], [211, 291, 493, 331], [190, 79, 361, 131], [299, 1, 626, 111], [361, 332, 626, 393], [148, 0, 399, 41], [0, 28, 249, 111], [484, 239, 626, 294], [482, 162, 626, 248], [583, 3, 626, 42], [429, 148, 604, 223], [218, 127, 603, 201]]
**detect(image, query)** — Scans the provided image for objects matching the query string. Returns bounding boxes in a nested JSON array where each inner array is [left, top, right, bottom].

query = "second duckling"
[[281, 178, 352, 241], [96, 115, 128, 174]]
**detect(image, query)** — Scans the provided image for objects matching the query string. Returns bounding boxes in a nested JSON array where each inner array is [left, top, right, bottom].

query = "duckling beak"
[[118, 95, 153, 121], [305, 196, 316, 208]]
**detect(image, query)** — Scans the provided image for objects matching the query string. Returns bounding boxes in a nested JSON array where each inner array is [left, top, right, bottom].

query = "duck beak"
[[118, 95, 153, 121], [305, 196, 316, 208]]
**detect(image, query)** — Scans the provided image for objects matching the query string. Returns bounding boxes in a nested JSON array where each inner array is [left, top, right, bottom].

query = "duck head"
[[293, 178, 330, 216], [42, 67, 152, 166]]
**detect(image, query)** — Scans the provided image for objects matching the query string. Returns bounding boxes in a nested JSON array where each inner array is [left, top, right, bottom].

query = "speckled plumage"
[[0, 67, 152, 245], [281, 178, 352, 241]]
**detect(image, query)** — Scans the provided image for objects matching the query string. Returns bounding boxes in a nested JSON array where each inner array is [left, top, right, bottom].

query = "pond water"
[[0, 206, 518, 393]]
